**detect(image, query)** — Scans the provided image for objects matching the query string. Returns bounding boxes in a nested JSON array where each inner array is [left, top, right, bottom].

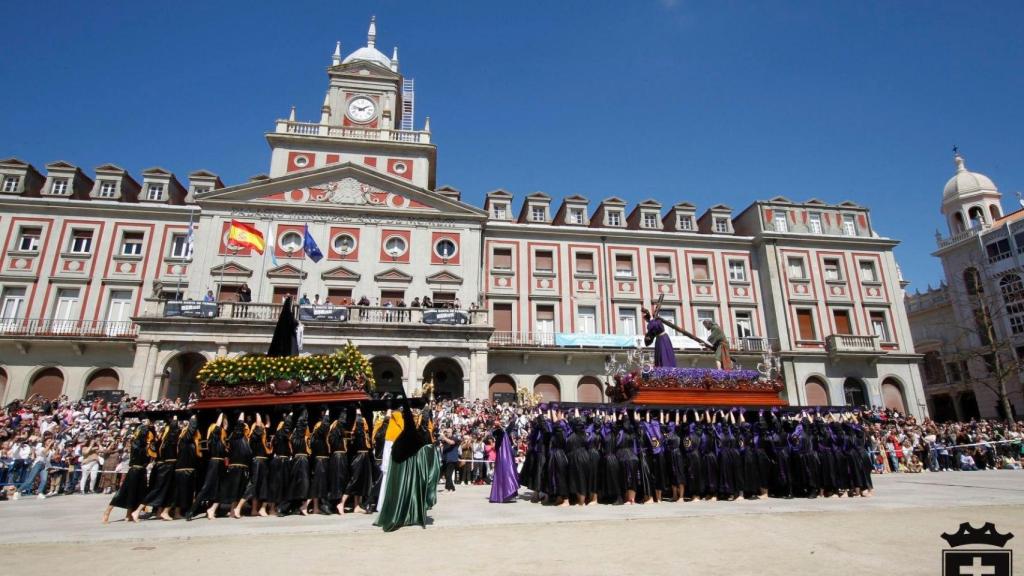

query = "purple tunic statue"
[[489, 428, 519, 503], [644, 317, 677, 367]]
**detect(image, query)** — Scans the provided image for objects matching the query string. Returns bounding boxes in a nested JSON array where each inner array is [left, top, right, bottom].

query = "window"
[[430, 291, 455, 307], [842, 214, 857, 236], [493, 302, 513, 332], [787, 257, 807, 279], [384, 236, 407, 257], [170, 233, 192, 259], [643, 212, 659, 229], [51, 178, 69, 195], [728, 260, 747, 282], [808, 212, 822, 234], [734, 310, 754, 338], [964, 267, 983, 295], [575, 252, 594, 274], [773, 211, 788, 232], [617, 307, 638, 336], [17, 227, 40, 252], [493, 204, 508, 220], [536, 305, 555, 344], [332, 233, 356, 255], [70, 230, 93, 254], [614, 254, 634, 277], [843, 379, 867, 407], [577, 305, 597, 334], [653, 256, 672, 278], [986, 239, 1011, 263], [859, 260, 878, 283], [869, 310, 891, 341], [922, 351, 945, 385], [327, 288, 352, 304], [0, 287, 26, 329], [696, 309, 716, 341], [98, 181, 117, 198], [492, 247, 512, 270], [146, 184, 164, 200], [796, 309, 817, 340], [823, 258, 842, 281], [1000, 274, 1024, 335], [3, 175, 20, 192], [832, 309, 852, 334], [280, 231, 303, 253], [535, 250, 554, 272], [530, 205, 546, 222], [193, 186, 211, 196], [677, 214, 694, 231], [120, 232, 144, 256], [983, 353, 997, 375], [946, 361, 962, 382], [1016, 231, 1024, 254], [435, 238, 457, 259], [692, 257, 710, 281], [714, 217, 730, 233], [608, 211, 622, 227], [569, 208, 585, 225]]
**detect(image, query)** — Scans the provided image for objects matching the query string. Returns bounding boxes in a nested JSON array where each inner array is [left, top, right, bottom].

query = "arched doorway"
[[804, 377, 829, 406], [881, 378, 906, 413], [534, 376, 560, 402], [423, 357, 463, 399], [959, 391, 980, 421], [370, 356, 404, 396], [843, 378, 867, 407], [931, 394, 956, 422], [163, 352, 207, 400], [488, 375, 516, 402], [85, 368, 119, 392], [29, 368, 64, 400], [577, 376, 603, 403]]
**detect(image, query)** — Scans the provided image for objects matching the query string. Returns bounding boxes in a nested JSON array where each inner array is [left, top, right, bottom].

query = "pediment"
[[374, 267, 413, 283], [266, 264, 307, 279], [142, 167, 172, 176], [95, 163, 126, 174], [189, 169, 219, 178], [330, 60, 400, 79], [322, 264, 361, 282], [709, 203, 733, 211], [838, 200, 861, 208], [426, 270, 463, 285], [601, 196, 627, 206], [209, 262, 252, 277], [637, 199, 662, 207], [196, 162, 486, 219], [0, 157, 29, 167], [768, 195, 794, 204], [46, 160, 78, 170], [804, 197, 826, 205], [486, 189, 514, 199]]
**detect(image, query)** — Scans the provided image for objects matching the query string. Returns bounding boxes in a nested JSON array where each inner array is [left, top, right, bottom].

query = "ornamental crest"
[[309, 178, 384, 206]]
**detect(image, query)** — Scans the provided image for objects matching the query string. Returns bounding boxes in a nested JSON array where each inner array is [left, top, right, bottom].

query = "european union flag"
[[303, 224, 323, 263]]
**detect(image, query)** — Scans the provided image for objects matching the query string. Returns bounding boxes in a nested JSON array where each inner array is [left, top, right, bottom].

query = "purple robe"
[[644, 318, 677, 367], [489, 429, 520, 503]]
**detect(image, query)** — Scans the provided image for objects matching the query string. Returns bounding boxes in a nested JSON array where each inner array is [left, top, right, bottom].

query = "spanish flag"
[[227, 220, 266, 254]]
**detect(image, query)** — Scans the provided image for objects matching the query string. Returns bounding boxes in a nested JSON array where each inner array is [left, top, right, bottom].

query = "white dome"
[[943, 155, 998, 203], [342, 45, 392, 68]]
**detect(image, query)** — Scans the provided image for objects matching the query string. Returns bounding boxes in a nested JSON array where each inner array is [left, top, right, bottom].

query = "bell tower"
[[941, 152, 1002, 235], [266, 17, 436, 189]]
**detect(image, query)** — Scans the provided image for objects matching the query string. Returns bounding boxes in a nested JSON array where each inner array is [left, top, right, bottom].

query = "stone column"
[[469, 349, 488, 400], [406, 347, 419, 396], [139, 343, 161, 401]]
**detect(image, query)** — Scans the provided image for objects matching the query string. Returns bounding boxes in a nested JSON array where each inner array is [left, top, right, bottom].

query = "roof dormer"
[[628, 199, 663, 230], [42, 161, 92, 200], [698, 204, 734, 234], [484, 189, 514, 221], [554, 194, 590, 226], [91, 164, 140, 202], [436, 184, 461, 202], [0, 158, 44, 197], [187, 169, 223, 203], [141, 167, 187, 205], [665, 201, 697, 232], [518, 191, 552, 224], [591, 196, 627, 228]]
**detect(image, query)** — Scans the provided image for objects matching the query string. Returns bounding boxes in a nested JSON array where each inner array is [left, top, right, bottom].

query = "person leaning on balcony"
[[238, 284, 252, 303], [203, 290, 215, 303]]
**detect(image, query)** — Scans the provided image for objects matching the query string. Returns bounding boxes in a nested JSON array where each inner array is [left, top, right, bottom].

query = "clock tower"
[[266, 17, 436, 189]]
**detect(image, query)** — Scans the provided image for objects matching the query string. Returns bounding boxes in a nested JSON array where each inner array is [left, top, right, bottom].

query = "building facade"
[[907, 154, 1024, 420], [0, 20, 926, 417]]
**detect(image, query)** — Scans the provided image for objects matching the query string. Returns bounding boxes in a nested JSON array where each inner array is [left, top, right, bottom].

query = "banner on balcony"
[[164, 301, 219, 318], [554, 333, 636, 348], [297, 305, 350, 322], [422, 309, 470, 325]]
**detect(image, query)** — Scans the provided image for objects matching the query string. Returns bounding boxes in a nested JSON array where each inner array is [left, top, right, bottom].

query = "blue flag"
[[303, 224, 323, 263]]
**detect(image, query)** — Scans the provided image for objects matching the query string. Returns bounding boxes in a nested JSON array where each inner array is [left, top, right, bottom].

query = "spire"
[[953, 145, 966, 173], [332, 41, 341, 66], [288, 106, 296, 122], [367, 16, 377, 48], [391, 46, 399, 72], [423, 115, 431, 133], [320, 92, 331, 124]]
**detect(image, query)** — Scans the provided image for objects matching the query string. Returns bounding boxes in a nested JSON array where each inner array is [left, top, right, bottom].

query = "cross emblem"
[[960, 556, 995, 576]]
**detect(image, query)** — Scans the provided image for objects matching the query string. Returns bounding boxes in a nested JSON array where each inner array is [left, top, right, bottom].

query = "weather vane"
[[952, 144, 959, 155]]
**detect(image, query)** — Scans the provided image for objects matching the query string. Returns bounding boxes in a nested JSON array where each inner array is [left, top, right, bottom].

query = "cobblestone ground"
[[1, 471, 1021, 575]]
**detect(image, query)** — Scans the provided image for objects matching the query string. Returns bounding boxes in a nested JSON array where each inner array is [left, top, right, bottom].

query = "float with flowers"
[[193, 342, 375, 409], [606, 366, 786, 407]]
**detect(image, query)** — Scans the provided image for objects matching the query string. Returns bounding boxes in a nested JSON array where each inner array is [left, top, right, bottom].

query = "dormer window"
[[773, 211, 788, 232], [643, 213, 659, 229], [98, 181, 117, 198], [569, 207, 585, 225], [808, 212, 822, 234], [194, 186, 211, 196], [608, 211, 623, 227], [677, 214, 694, 231], [530, 205, 546, 222], [493, 203, 508, 220], [3, 176, 20, 192], [842, 214, 857, 236], [51, 178, 69, 195], [147, 183, 164, 200], [714, 217, 730, 233]]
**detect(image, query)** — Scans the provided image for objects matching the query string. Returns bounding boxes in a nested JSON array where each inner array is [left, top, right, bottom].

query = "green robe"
[[374, 445, 440, 532]]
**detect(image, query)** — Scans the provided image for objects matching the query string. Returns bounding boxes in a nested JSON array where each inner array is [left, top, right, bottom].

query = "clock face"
[[347, 97, 376, 123]]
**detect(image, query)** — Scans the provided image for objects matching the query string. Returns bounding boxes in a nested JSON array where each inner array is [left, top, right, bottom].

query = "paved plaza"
[[1, 471, 1021, 575]]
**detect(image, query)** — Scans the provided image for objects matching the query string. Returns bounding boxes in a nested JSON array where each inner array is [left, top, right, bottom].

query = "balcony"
[[143, 300, 489, 327], [0, 318, 138, 339], [825, 334, 882, 357], [488, 331, 777, 353], [935, 224, 987, 249], [273, 120, 431, 144]]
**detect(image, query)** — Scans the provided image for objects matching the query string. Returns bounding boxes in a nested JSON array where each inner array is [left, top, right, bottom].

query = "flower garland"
[[606, 367, 781, 402], [196, 342, 376, 391]]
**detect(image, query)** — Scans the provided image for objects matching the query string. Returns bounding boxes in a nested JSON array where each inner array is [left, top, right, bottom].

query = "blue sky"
[[2, 1, 1022, 288]]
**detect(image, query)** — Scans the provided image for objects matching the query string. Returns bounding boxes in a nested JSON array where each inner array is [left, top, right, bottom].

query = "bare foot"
[[258, 507, 268, 517], [159, 511, 172, 521], [102, 511, 111, 524], [337, 504, 347, 515], [354, 506, 368, 514]]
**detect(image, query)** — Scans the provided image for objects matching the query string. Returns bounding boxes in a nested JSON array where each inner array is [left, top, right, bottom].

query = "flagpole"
[[176, 207, 195, 300], [254, 219, 271, 303], [219, 219, 229, 301]]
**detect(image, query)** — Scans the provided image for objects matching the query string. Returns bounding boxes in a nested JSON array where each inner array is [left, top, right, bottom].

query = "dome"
[[943, 155, 998, 203], [342, 45, 391, 68]]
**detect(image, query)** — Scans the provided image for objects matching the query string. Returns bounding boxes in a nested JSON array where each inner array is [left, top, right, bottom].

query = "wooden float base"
[[193, 390, 371, 410], [631, 387, 787, 407]]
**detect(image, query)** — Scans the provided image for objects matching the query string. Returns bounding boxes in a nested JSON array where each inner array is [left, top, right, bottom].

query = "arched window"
[[488, 375, 516, 402], [577, 376, 604, 403], [804, 377, 829, 406], [1000, 274, 1024, 335], [968, 206, 986, 229], [990, 204, 1002, 221], [952, 212, 966, 233], [963, 267, 982, 295], [534, 376, 560, 402], [29, 368, 64, 400], [843, 378, 867, 407], [881, 378, 906, 413]]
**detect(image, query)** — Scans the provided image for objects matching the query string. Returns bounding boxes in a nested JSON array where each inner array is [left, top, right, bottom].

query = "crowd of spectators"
[[1, 395, 1020, 502]]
